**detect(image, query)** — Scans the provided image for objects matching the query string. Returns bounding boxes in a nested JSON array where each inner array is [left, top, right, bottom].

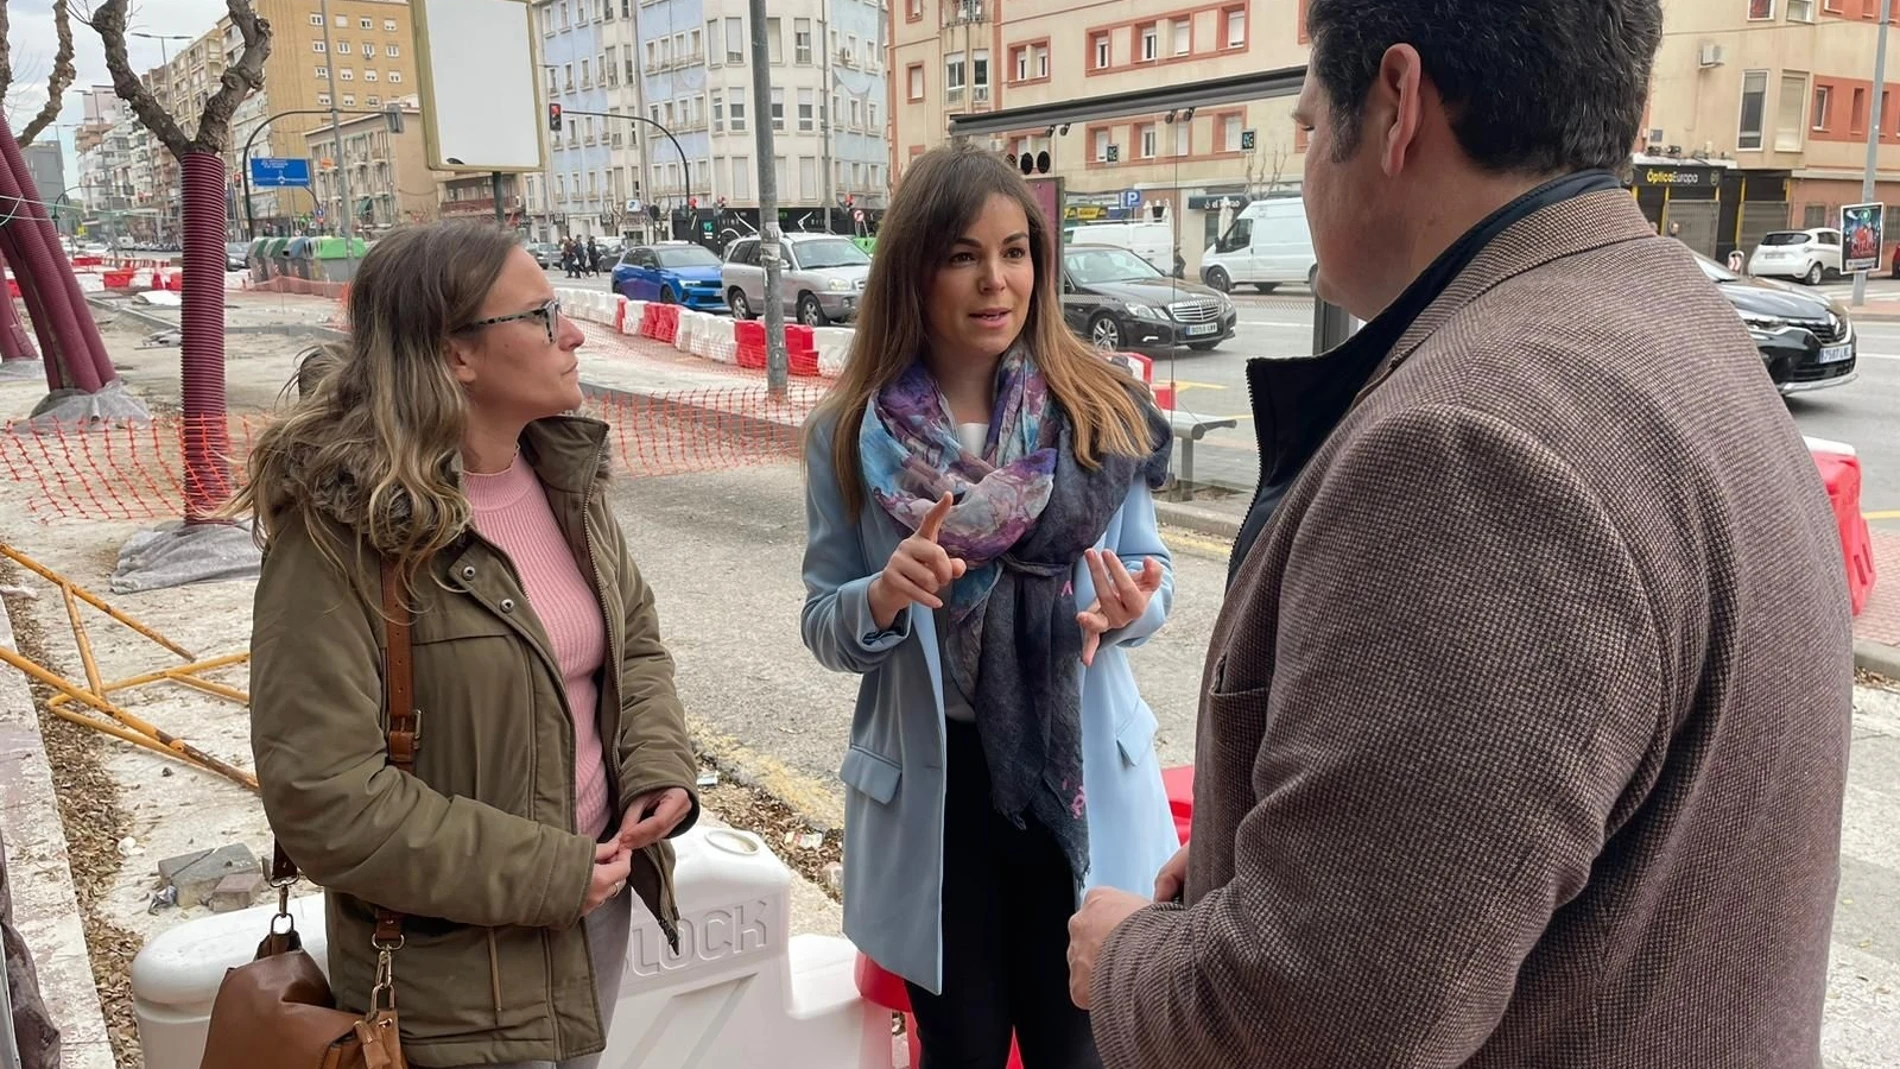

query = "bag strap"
[[268, 558, 418, 953], [372, 556, 413, 950]]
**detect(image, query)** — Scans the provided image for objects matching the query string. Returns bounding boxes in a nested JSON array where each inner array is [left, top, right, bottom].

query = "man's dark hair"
[[1306, 0, 1661, 176]]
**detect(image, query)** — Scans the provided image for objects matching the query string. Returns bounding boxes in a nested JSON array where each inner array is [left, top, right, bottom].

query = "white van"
[[1063, 220, 1174, 274], [1199, 197, 1317, 293]]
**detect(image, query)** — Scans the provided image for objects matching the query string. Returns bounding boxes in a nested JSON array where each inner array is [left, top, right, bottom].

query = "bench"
[[1167, 409, 1238, 489]]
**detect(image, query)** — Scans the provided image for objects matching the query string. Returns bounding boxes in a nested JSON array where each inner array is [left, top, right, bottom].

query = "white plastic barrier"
[[814, 327, 855, 378], [131, 827, 889, 1069], [621, 300, 648, 335], [674, 310, 699, 352]]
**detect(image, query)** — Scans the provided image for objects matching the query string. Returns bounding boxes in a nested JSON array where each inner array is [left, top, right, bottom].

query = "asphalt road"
[[563, 269, 1898, 528], [1155, 291, 1900, 531]]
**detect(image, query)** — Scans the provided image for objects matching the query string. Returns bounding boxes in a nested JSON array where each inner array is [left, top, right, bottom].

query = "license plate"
[[1818, 344, 1853, 364], [1184, 322, 1220, 336]]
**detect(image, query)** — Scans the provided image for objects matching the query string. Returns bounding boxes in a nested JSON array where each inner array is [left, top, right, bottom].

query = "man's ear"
[[1374, 44, 1426, 178]]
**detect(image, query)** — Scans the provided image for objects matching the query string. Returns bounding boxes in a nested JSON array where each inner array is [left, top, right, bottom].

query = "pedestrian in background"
[[1069, 2, 1854, 1066], [233, 221, 700, 1069], [801, 142, 1180, 1069]]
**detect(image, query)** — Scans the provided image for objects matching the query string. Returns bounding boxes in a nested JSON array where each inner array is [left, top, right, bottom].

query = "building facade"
[[304, 100, 443, 230], [1646, 0, 1900, 263], [891, 0, 1305, 269], [86, 0, 419, 239], [531, 0, 889, 249]]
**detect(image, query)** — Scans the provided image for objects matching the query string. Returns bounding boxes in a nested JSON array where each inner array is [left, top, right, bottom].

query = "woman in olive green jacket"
[[234, 222, 700, 1068]]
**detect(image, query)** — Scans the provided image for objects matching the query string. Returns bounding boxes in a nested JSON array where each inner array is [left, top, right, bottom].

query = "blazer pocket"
[[1114, 702, 1159, 768], [839, 745, 902, 805]]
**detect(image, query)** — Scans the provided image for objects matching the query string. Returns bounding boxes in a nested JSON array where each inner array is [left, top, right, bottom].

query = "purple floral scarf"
[[860, 347, 1172, 885]]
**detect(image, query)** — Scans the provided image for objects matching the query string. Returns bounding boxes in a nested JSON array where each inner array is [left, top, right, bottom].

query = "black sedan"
[[1061, 244, 1237, 353], [1695, 254, 1857, 394]]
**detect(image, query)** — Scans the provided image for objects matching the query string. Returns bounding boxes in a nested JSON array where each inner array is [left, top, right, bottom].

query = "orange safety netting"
[[0, 385, 828, 522]]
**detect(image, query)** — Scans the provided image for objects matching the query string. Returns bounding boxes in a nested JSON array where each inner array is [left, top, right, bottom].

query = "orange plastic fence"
[[0, 384, 827, 522]]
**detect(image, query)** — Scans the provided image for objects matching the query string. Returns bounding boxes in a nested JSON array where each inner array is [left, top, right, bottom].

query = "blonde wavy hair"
[[223, 221, 520, 586], [817, 141, 1150, 515]]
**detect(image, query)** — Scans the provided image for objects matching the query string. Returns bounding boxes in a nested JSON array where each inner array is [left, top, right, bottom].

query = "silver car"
[[721, 233, 871, 325]]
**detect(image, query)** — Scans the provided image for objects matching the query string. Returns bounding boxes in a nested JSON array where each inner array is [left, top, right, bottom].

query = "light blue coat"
[[800, 414, 1180, 994]]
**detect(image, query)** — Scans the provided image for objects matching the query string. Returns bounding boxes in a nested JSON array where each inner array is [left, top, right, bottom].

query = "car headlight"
[[1740, 312, 1787, 332], [1125, 303, 1159, 320], [827, 278, 852, 291]]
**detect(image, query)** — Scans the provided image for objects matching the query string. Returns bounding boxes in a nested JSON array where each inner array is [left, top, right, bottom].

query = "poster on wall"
[[1841, 202, 1884, 273]]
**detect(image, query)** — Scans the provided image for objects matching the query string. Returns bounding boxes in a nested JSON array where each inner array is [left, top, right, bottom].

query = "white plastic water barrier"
[[132, 826, 888, 1069]]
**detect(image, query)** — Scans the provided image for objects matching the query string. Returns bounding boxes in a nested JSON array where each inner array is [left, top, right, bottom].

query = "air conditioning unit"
[[973, 86, 990, 103], [1648, 128, 1664, 146], [840, 49, 857, 68], [1698, 43, 1725, 68]]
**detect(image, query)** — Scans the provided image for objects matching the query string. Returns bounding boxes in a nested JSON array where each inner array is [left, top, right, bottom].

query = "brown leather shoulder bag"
[[200, 558, 417, 1069]]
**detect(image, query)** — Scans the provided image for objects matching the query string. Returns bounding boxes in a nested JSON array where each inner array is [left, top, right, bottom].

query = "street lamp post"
[[556, 110, 692, 238], [315, 0, 357, 274], [129, 31, 193, 246], [1854, 0, 1894, 308]]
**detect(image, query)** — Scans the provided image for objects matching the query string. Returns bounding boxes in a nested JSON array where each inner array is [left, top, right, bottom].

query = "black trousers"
[[904, 721, 1104, 1069]]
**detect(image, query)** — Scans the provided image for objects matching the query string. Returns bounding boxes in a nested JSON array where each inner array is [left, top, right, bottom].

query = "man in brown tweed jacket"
[[1067, 2, 1856, 1066]]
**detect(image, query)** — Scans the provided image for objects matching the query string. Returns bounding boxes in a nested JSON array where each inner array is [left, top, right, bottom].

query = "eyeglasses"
[[459, 297, 564, 345]]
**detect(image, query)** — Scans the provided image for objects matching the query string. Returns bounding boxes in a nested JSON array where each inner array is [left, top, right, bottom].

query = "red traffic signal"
[[548, 103, 563, 132]]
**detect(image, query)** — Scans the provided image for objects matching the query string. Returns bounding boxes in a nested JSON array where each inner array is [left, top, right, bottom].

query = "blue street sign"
[[250, 157, 312, 188], [1121, 189, 1143, 210]]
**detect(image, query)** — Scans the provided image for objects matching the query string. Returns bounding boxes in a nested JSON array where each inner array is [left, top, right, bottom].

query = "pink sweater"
[[465, 454, 612, 840]]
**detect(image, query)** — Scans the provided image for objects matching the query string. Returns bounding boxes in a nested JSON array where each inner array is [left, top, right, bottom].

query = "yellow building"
[[890, 0, 1309, 265], [123, 0, 418, 237], [1624, 0, 1900, 262]]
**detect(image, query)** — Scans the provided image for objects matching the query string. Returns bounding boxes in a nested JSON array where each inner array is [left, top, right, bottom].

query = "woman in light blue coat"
[[800, 143, 1179, 1069]]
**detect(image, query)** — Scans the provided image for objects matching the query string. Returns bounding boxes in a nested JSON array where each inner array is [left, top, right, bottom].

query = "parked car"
[[1695, 253, 1856, 394], [1199, 196, 1317, 294], [722, 233, 871, 325], [1061, 243, 1237, 352], [611, 241, 727, 310], [225, 241, 251, 271], [525, 242, 562, 269], [1746, 228, 1844, 286]]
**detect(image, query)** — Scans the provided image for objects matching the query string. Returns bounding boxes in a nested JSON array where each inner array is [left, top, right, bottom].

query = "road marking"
[[1162, 529, 1236, 557], [1851, 351, 1900, 361], [1237, 320, 1313, 329], [1163, 380, 1227, 392], [1866, 510, 1900, 521]]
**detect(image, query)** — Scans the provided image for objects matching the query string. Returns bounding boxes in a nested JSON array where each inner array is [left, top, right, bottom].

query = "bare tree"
[[93, 0, 270, 156], [16, 0, 75, 146], [91, 0, 273, 520]]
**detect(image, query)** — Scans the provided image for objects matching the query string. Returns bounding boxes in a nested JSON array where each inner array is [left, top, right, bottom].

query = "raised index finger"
[[916, 492, 955, 543]]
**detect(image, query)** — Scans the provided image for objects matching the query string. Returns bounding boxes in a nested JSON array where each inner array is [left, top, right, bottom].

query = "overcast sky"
[[9, 0, 235, 178]]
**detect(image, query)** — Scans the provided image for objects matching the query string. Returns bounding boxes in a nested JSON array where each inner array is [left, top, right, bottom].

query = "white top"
[[955, 422, 990, 457]]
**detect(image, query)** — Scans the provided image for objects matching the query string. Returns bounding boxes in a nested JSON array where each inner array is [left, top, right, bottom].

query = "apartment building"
[[1641, 0, 1900, 261], [532, 0, 890, 247], [234, 0, 419, 235], [305, 100, 445, 230], [94, 0, 416, 238], [893, 0, 1306, 263]]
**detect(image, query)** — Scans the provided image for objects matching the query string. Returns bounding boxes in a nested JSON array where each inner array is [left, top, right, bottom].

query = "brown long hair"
[[817, 141, 1150, 514], [222, 221, 520, 585]]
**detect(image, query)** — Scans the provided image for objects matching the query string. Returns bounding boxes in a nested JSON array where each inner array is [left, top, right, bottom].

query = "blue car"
[[611, 242, 727, 311]]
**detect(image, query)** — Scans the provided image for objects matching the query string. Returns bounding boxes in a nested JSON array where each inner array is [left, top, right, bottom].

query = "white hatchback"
[[1747, 228, 1844, 286]]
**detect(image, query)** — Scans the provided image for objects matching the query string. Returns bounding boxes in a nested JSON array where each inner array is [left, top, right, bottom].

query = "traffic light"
[[548, 103, 563, 132], [1009, 150, 1052, 175]]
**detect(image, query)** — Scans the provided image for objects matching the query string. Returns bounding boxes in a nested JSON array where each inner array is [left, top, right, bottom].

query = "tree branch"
[[0, 0, 16, 114], [190, 0, 270, 154], [18, 0, 77, 146], [90, 0, 189, 154]]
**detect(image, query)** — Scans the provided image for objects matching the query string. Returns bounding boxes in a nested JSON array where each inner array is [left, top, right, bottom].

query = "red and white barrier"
[[1805, 436, 1878, 617]]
